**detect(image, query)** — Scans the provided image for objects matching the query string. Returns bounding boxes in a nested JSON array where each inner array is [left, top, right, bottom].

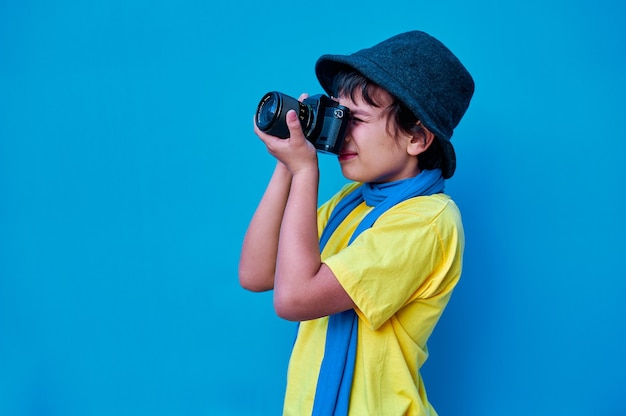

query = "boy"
[[239, 30, 474, 415]]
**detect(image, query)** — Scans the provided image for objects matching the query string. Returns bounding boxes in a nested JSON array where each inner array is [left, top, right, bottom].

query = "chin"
[[339, 167, 361, 182], [343, 173, 370, 183]]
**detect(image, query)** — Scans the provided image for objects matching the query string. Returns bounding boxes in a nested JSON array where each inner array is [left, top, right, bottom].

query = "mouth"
[[338, 151, 357, 162], [339, 149, 357, 162]]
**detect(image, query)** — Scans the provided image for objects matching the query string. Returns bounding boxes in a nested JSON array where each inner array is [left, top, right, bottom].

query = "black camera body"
[[255, 91, 350, 155]]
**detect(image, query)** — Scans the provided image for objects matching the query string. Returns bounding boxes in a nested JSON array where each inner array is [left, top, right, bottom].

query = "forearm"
[[250, 110, 353, 319], [239, 162, 292, 292], [274, 167, 323, 311]]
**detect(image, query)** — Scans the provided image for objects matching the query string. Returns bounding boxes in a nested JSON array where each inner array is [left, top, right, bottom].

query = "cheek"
[[372, 132, 400, 154], [352, 123, 398, 155]]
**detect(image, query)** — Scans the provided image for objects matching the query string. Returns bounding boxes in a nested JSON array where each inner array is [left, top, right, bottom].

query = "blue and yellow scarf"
[[311, 168, 445, 415]]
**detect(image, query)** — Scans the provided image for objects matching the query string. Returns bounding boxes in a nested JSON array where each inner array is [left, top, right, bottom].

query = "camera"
[[255, 91, 350, 154]]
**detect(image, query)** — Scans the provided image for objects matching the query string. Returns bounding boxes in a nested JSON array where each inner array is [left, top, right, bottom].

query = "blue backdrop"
[[1, 0, 625, 415]]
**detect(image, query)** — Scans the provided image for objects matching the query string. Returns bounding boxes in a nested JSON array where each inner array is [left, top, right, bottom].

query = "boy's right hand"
[[253, 93, 319, 176]]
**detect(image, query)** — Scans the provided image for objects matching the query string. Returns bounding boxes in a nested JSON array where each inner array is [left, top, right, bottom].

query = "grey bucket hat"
[[315, 30, 474, 179]]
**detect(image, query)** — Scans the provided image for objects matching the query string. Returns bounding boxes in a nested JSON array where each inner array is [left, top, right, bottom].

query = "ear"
[[406, 126, 435, 156]]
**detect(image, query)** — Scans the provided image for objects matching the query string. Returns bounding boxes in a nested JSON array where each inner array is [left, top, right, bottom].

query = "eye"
[[350, 117, 364, 124]]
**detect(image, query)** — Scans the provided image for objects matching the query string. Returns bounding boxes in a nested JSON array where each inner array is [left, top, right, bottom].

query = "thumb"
[[286, 110, 305, 140]]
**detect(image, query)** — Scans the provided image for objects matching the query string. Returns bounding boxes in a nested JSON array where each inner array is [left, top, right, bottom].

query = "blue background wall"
[[1, 0, 625, 415]]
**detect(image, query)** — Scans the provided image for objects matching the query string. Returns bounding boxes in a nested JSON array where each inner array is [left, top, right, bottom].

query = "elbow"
[[273, 289, 306, 322], [273, 297, 297, 321], [239, 278, 265, 293], [238, 266, 273, 293]]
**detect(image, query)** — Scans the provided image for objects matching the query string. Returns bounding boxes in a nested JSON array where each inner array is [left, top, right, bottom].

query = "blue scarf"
[[311, 169, 445, 416]]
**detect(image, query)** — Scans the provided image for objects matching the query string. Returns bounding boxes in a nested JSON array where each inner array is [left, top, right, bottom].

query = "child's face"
[[336, 88, 420, 184]]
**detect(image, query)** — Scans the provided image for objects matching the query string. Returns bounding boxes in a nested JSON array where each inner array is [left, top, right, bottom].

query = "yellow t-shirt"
[[283, 182, 465, 416]]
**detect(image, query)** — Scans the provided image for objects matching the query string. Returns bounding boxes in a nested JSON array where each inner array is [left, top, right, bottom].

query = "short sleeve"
[[323, 195, 463, 330]]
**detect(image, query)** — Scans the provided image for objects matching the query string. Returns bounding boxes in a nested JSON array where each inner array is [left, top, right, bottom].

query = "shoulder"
[[373, 193, 464, 255], [383, 193, 462, 227]]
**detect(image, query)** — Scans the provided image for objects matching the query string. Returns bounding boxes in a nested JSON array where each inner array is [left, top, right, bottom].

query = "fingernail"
[[287, 110, 297, 121]]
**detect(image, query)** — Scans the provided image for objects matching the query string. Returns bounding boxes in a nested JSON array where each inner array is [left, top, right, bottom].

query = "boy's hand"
[[253, 94, 318, 175]]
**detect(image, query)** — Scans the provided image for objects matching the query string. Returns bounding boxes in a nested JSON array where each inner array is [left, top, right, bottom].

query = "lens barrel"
[[256, 92, 308, 139]]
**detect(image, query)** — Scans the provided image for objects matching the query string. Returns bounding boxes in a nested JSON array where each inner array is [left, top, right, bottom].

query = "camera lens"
[[256, 92, 308, 139], [256, 93, 280, 131]]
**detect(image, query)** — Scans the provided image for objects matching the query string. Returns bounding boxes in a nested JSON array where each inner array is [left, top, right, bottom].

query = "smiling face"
[[336, 87, 422, 184]]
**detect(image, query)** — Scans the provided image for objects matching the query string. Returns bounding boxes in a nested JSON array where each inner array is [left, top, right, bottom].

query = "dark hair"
[[331, 70, 445, 172]]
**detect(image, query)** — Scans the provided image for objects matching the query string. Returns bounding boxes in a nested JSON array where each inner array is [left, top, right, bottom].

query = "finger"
[[298, 93, 309, 102], [253, 114, 282, 152], [252, 114, 264, 136], [285, 110, 306, 142]]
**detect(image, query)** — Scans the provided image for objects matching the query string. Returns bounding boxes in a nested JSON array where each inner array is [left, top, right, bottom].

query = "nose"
[[342, 128, 352, 144]]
